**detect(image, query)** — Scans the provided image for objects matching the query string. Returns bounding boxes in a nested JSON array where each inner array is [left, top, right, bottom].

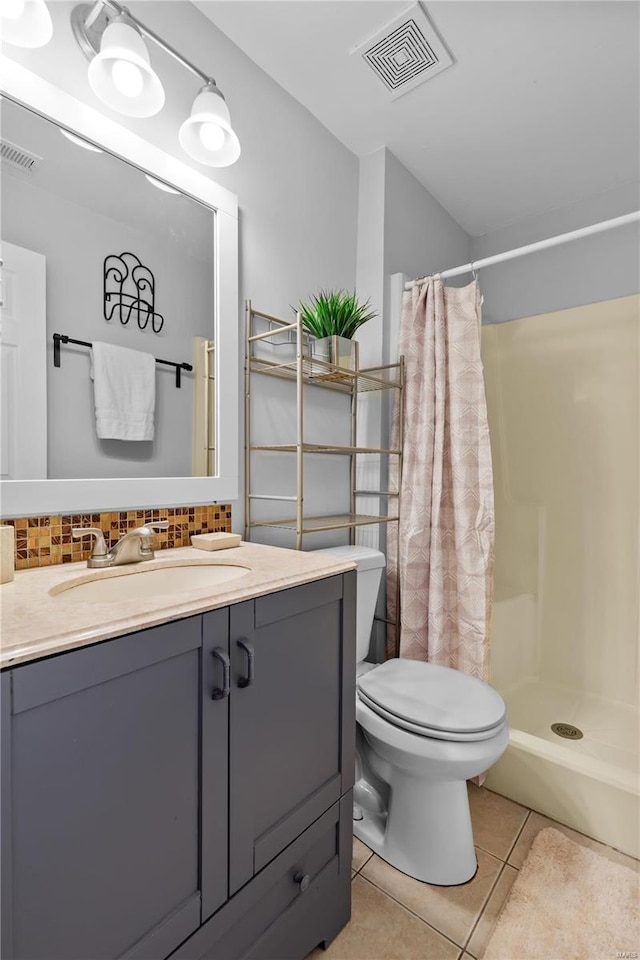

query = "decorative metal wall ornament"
[[103, 251, 165, 332]]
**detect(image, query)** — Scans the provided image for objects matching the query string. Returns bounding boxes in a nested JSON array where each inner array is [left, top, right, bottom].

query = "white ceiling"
[[196, 0, 640, 237]]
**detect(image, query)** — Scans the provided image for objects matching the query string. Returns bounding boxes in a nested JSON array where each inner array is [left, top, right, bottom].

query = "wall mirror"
[[0, 56, 238, 517]]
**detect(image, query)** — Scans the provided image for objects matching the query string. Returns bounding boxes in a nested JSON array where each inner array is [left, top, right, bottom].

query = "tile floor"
[[308, 783, 639, 960]]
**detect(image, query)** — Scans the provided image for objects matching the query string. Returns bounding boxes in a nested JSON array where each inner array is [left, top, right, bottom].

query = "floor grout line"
[[351, 798, 534, 957], [339, 878, 479, 960], [462, 861, 507, 955], [343, 788, 637, 960], [464, 802, 533, 956], [353, 850, 374, 874], [504, 808, 532, 865], [356, 868, 474, 953], [517, 807, 640, 863], [352, 816, 527, 954]]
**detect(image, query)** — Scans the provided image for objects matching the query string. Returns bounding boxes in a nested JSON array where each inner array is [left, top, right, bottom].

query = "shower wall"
[[482, 294, 639, 707]]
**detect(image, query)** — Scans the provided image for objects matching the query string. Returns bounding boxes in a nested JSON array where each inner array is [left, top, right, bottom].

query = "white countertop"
[[0, 542, 355, 669]]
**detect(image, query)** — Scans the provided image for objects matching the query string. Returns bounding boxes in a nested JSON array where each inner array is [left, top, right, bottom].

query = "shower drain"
[[551, 722, 583, 740]]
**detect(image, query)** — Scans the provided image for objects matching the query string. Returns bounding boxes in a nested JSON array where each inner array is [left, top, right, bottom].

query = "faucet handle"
[[134, 520, 169, 560], [136, 520, 169, 539], [72, 527, 108, 557]]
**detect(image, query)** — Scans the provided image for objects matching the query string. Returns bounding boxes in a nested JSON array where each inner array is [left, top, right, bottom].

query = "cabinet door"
[[229, 573, 356, 894], [3, 618, 202, 960]]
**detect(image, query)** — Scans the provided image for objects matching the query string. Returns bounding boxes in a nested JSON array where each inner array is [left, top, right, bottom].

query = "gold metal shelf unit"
[[249, 514, 392, 534], [244, 302, 404, 551], [250, 443, 401, 456], [249, 354, 403, 394]]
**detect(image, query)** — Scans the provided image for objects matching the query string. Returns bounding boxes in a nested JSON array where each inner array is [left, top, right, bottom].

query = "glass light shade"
[[59, 129, 103, 153], [1, 0, 52, 48], [144, 174, 180, 195], [198, 122, 226, 152], [111, 60, 145, 98], [3, 0, 26, 19], [87, 18, 165, 118], [179, 84, 241, 168]]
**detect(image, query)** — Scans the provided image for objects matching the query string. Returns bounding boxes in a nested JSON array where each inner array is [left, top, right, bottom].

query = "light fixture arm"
[[70, 0, 239, 165], [83, 1, 104, 31], [73, 0, 216, 87]]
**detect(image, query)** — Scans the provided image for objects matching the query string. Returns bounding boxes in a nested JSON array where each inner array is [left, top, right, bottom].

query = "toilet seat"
[[357, 659, 507, 742], [357, 690, 506, 741]]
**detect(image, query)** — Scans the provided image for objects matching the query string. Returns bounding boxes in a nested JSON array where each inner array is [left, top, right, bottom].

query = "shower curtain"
[[387, 277, 494, 681]]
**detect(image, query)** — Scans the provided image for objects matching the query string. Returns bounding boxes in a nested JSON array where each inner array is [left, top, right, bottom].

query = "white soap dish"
[[191, 532, 241, 551]]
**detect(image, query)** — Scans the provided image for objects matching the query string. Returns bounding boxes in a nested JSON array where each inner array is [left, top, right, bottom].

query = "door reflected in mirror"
[[1, 97, 216, 481]]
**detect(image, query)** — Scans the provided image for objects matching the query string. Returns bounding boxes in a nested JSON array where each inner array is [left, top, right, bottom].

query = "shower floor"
[[501, 677, 638, 785], [486, 676, 639, 857]]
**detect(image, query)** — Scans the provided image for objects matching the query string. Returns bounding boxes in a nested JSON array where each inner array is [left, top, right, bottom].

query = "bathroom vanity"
[[0, 544, 356, 960]]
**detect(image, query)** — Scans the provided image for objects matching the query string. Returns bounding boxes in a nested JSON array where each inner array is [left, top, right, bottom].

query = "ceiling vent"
[[352, 3, 453, 100], [0, 139, 41, 174]]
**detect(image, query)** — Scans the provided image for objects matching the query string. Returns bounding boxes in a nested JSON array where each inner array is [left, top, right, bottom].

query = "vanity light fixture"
[[87, 13, 165, 118], [59, 128, 104, 153], [70, 1, 241, 166], [144, 174, 180, 195], [1, 0, 53, 48], [179, 82, 241, 168]]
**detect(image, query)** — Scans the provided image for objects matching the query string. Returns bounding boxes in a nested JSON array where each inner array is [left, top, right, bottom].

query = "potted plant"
[[296, 289, 376, 372]]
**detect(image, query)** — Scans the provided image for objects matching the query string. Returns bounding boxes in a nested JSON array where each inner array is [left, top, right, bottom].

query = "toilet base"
[[354, 776, 478, 886]]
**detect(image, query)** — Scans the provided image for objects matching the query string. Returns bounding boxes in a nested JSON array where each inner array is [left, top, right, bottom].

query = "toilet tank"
[[313, 546, 386, 662]]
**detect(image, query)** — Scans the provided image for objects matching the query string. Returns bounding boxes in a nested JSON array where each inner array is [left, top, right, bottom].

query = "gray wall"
[[7, 1, 359, 527], [471, 180, 640, 324], [355, 147, 472, 368], [383, 149, 472, 296], [354, 148, 471, 656], [354, 148, 386, 369], [3, 173, 213, 479]]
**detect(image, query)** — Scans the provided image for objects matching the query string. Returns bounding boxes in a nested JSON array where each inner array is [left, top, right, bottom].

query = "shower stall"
[[481, 293, 639, 858], [391, 210, 639, 859]]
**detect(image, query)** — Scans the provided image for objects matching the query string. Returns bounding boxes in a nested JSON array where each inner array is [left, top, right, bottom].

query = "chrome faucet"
[[72, 521, 169, 569]]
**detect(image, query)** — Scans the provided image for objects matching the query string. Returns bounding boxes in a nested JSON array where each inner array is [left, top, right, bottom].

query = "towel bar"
[[52, 333, 193, 388]]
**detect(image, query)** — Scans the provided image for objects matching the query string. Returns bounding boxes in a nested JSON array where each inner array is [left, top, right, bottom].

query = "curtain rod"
[[405, 210, 640, 290]]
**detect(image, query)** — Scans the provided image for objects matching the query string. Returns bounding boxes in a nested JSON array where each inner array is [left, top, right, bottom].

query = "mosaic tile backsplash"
[[2, 504, 233, 570]]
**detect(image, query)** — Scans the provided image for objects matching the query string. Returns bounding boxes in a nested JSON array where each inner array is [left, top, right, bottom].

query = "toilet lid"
[[357, 690, 506, 741], [357, 659, 506, 738]]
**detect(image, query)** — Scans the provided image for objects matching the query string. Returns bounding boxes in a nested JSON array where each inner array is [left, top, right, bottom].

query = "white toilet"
[[316, 544, 509, 886]]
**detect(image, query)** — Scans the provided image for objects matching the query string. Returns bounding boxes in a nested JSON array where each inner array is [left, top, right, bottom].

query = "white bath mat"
[[483, 827, 639, 960]]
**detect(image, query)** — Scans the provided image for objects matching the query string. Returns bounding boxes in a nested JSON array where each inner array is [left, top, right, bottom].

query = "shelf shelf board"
[[249, 513, 399, 534], [250, 443, 401, 456], [248, 355, 402, 394]]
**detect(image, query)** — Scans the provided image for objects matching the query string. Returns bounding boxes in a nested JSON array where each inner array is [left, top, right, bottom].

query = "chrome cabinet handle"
[[236, 638, 254, 688], [294, 871, 310, 893], [211, 647, 230, 700]]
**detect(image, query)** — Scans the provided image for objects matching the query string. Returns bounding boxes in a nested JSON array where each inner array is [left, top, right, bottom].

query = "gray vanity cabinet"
[[2, 617, 203, 960], [1, 572, 356, 960]]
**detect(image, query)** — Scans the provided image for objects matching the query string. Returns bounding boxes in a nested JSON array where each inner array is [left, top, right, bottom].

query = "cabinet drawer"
[[171, 794, 352, 960]]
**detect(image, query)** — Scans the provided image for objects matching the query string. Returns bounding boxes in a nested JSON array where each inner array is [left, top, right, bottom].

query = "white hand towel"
[[91, 341, 156, 441]]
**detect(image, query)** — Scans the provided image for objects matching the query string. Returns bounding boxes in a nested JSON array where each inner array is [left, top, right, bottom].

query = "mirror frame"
[[0, 55, 239, 517]]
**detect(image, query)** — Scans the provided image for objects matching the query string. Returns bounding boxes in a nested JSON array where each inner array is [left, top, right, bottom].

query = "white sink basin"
[[50, 562, 251, 603]]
